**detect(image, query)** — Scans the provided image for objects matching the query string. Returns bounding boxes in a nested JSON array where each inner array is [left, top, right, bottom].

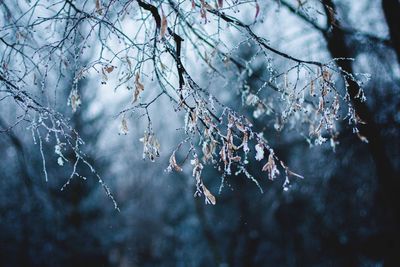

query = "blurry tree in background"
[[0, 69, 112, 266], [0, 0, 399, 266]]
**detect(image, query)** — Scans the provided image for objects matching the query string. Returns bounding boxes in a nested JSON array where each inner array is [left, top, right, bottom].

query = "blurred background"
[[0, 0, 399, 266]]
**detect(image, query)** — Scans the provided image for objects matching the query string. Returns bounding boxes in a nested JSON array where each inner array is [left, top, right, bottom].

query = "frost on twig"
[[0, 0, 371, 206]]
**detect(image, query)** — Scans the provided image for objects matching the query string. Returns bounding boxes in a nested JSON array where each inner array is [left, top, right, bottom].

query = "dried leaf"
[[133, 72, 144, 103], [200, 0, 210, 22], [317, 96, 324, 113], [310, 79, 315, 96], [119, 117, 129, 135], [255, 1, 260, 20], [69, 90, 81, 113], [262, 150, 280, 180], [220, 145, 227, 165], [218, 0, 223, 8], [95, 0, 102, 15], [160, 12, 168, 38], [104, 65, 114, 73], [202, 140, 216, 163], [169, 152, 183, 172], [322, 70, 331, 82], [202, 184, 216, 205], [140, 131, 160, 161]]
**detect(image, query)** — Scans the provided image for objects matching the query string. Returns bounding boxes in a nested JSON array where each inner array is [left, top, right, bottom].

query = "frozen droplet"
[[57, 157, 64, 166]]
